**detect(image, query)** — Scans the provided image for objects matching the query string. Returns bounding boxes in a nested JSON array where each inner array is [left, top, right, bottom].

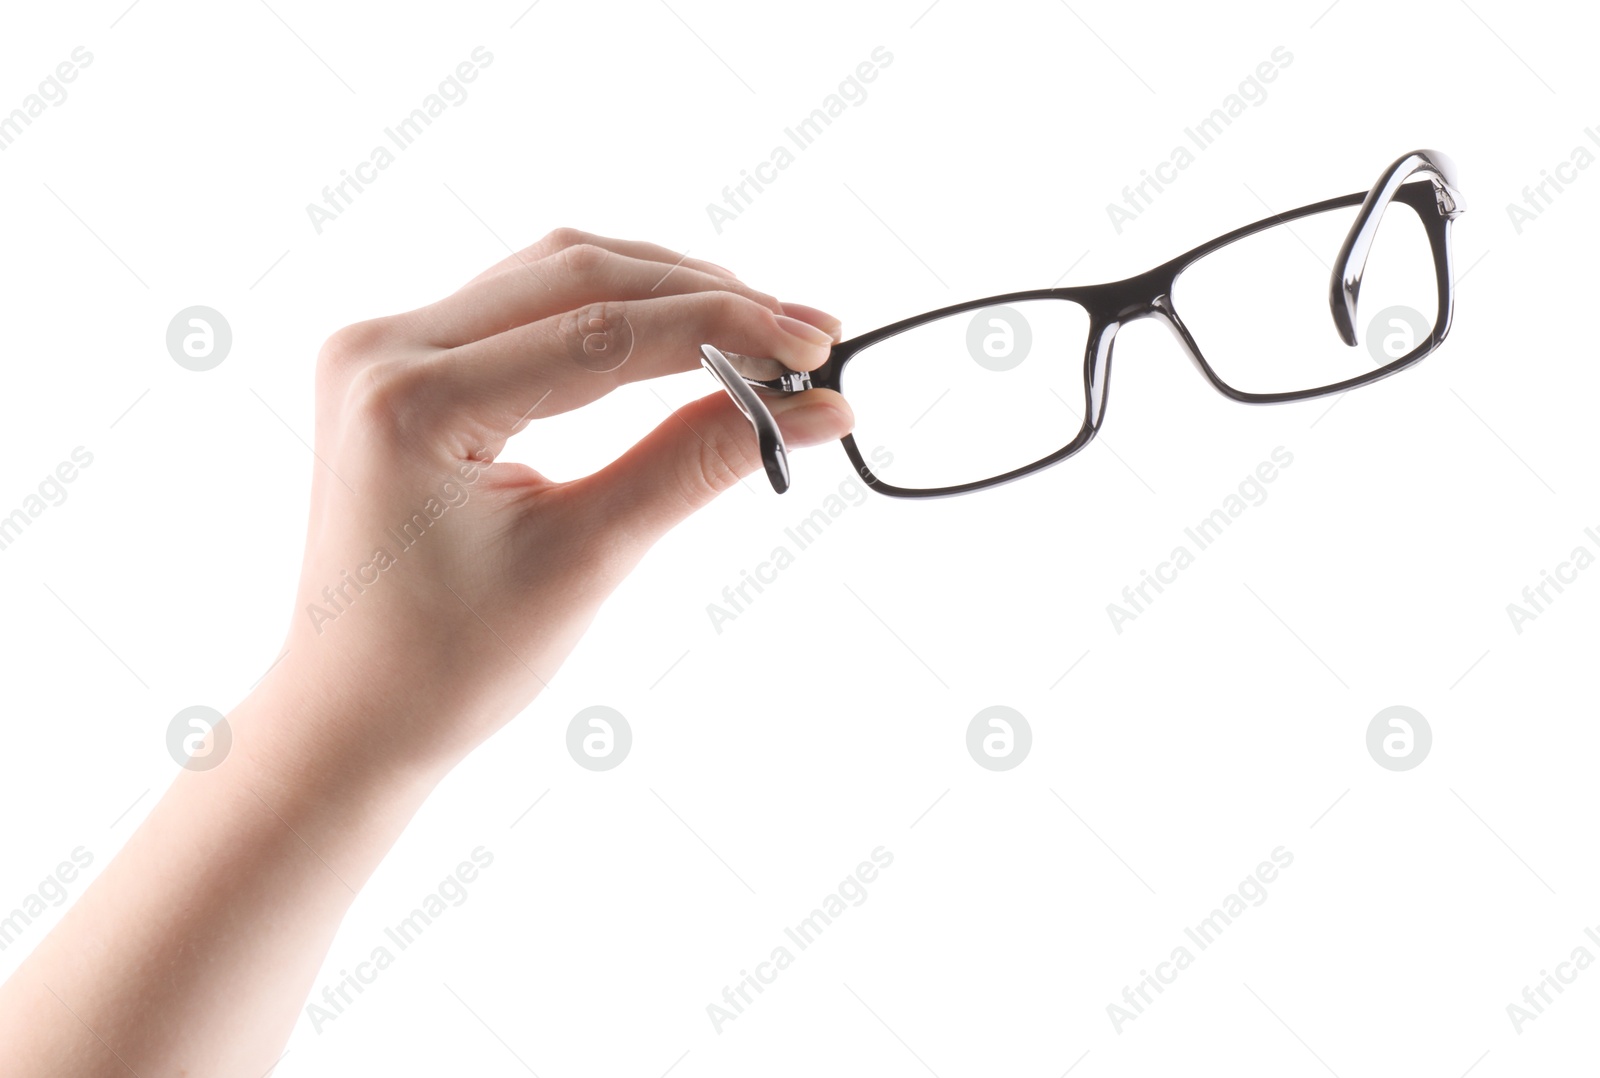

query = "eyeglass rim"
[[823, 179, 1457, 499]]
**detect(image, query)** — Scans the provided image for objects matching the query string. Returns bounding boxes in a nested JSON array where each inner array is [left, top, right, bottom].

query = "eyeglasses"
[[702, 149, 1465, 497]]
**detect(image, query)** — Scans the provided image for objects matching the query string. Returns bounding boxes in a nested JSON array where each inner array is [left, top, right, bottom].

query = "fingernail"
[[774, 314, 835, 349], [699, 260, 738, 278]]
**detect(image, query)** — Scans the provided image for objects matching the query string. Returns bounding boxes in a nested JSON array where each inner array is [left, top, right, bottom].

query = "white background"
[[1, 0, 1596, 1074]]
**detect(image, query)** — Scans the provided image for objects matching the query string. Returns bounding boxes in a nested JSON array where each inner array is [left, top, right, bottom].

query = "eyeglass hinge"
[[1433, 180, 1465, 218]]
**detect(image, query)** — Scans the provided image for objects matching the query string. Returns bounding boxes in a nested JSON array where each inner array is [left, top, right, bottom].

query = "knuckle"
[[343, 360, 433, 437], [559, 301, 633, 371], [541, 226, 588, 253], [721, 280, 780, 312], [317, 317, 394, 373], [559, 242, 609, 276], [703, 288, 758, 325]]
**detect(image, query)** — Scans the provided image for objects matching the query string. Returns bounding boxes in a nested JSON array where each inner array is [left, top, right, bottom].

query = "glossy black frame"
[[740, 149, 1464, 498]]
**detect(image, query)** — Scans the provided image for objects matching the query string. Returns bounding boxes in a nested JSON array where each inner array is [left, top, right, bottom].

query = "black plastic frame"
[[805, 159, 1460, 498], [700, 344, 791, 492]]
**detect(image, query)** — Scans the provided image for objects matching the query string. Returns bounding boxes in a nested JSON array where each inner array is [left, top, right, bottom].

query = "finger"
[[413, 245, 788, 348], [442, 290, 838, 436], [462, 228, 737, 288], [779, 301, 843, 342], [576, 388, 854, 543]]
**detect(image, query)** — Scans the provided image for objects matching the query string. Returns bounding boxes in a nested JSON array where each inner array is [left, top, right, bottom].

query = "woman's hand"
[[269, 228, 853, 780], [0, 230, 853, 1078]]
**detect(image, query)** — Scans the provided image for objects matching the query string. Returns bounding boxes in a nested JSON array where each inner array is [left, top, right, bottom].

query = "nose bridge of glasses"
[[1075, 267, 1204, 427], [1147, 295, 1212, 377], [1089, 265, 1176, 323], [1085, 320, 1117, 430], [1078, 283, 1213, 419]]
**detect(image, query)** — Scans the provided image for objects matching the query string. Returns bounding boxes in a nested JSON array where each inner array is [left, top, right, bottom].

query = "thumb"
[[582, 387, 855, 538]]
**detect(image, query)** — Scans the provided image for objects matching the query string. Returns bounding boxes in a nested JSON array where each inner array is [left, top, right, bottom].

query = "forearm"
[[0, 677, 445, 1077]]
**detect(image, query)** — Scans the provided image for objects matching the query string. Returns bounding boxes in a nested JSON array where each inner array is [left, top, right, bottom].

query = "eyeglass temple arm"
[[1329, 148, 1466, 347], [699, 344, 792, 493]]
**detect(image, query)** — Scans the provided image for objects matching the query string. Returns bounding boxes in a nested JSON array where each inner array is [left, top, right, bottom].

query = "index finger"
[[462, 228, 738, 288]]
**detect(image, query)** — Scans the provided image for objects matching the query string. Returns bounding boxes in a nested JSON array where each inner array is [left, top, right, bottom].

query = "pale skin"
[[0, 230, 855, 1076]]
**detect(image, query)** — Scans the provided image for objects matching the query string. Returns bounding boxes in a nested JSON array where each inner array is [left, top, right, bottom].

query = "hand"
[[264, 228, 854, 781], [0, 230, 854, 1078]]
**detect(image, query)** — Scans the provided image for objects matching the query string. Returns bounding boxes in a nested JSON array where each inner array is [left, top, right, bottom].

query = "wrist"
[[217, 658, 457, 879]]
